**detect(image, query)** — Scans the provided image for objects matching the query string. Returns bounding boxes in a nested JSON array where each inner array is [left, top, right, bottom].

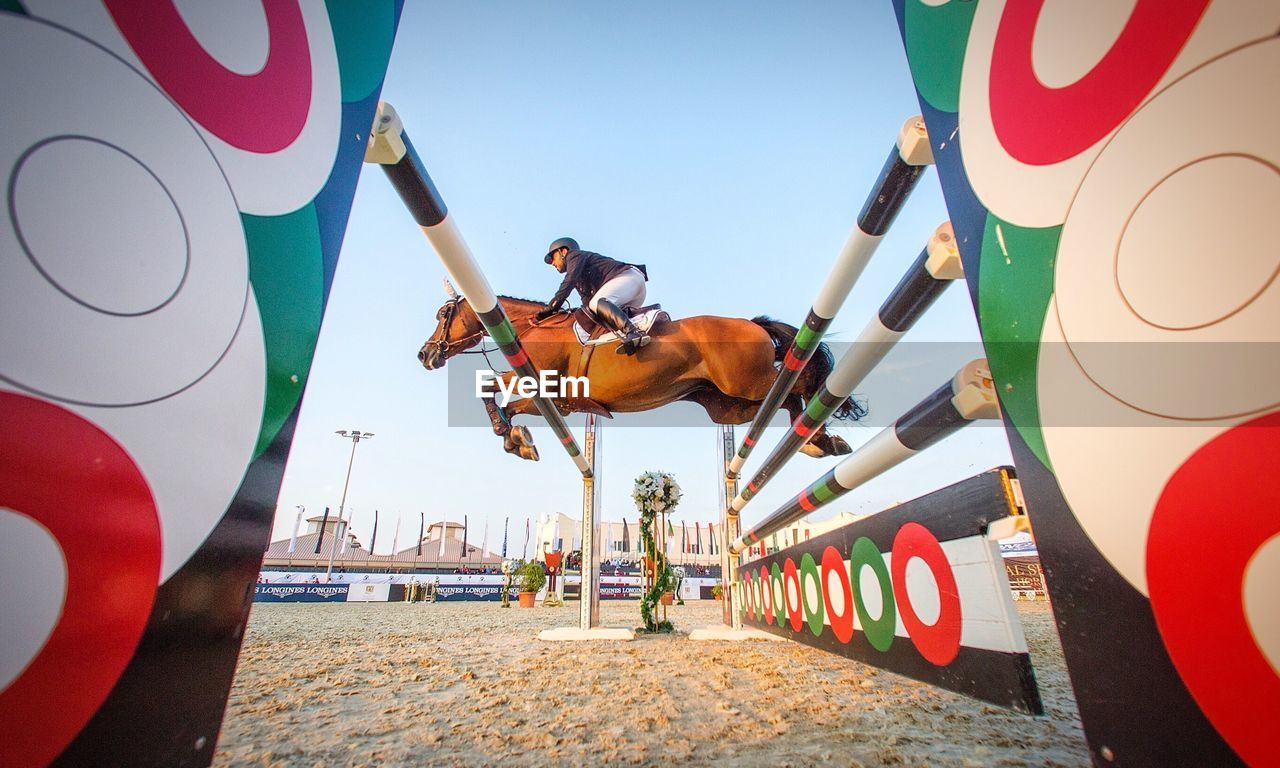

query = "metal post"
[[579, 415, 603, 629], [327, 430, 373, 581], [717, 425, 741, 629]]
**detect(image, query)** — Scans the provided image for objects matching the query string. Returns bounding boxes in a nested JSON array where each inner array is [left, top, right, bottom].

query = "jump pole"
[[364, 102, 591, 478], [725, 115, 934, 482], [729, 358, 999, 556], [729, 221, 962, 514]]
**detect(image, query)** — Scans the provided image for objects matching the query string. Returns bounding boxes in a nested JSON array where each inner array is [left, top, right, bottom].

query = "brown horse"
[[419, 296, 863, 461]]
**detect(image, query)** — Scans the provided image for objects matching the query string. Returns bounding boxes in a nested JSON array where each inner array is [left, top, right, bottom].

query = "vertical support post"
[[717, 425, 741, 629], [579, 415, 603, 630]]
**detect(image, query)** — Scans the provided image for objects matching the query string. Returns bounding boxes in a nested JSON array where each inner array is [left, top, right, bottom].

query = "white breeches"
[[587, 267, 647, 312]]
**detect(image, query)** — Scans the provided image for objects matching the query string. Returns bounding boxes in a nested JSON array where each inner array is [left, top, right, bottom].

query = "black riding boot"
[[594, 299, 650, 355]]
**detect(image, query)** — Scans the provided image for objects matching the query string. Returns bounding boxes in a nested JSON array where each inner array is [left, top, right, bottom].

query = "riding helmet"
[[544, 237, 579, 263]]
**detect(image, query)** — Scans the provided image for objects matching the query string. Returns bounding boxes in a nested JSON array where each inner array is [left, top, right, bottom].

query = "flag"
[[666, 519, 675, 557], [523, 517, 531, 560], [681, 522, 688, 554], [462, 514, 468, 558], [288, 505, 303, 555], [481, 518, 490, 559], [551, 514, 561, 552], [502, 516, 509, 558], [416, 512, 424, 557], [621, 518, 630, 553], [313, 507, 330, 554], [338, 519, 349, 555], [695, 522, 701, 554], [708, 522, 716, 555], [369, 510, 378, 555], [391, 513, 400, 557], [437, 518, 447, 559]]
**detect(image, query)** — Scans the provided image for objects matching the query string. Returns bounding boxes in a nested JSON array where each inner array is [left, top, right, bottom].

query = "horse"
[[419, 295, 864, 462]]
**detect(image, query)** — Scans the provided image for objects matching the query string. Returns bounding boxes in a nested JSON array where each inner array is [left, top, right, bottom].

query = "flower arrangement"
[[631, 471, 682, 514], [633, 471, 681, 632]]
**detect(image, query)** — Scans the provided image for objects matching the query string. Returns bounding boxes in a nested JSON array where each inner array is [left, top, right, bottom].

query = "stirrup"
[[615, 331, 650, 355]]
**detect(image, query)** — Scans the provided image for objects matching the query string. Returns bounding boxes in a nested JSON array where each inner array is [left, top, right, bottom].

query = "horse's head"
[[419, 296, 484, 370]]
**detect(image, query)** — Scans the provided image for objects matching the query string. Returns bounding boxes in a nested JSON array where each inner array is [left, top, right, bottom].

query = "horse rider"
[[535, 237, 651, 355]]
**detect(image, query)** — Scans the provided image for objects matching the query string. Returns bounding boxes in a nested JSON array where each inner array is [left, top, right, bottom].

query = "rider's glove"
[[534, 306, 557, 321]]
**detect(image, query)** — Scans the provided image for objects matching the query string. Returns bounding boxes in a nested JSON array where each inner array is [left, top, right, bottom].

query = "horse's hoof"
[[518, 445, 540, 461], [799, 442, 825, 458], [829, 435, 851, 455], [510, 425, 533, 448]]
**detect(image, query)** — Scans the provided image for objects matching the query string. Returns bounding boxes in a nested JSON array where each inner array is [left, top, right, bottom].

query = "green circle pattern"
[[850, 536, 895, 652], [771, 563, 786, 627], [800, 553, 824, 638]]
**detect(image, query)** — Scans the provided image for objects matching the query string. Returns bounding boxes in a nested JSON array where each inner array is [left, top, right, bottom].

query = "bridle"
[[430, 298, 548, 367]]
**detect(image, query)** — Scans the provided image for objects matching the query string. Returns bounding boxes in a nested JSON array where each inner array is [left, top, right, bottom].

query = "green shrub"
[[519, 561, 546, 593]]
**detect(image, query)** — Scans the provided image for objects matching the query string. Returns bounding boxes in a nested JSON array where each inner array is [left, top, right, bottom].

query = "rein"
[[438, 300, 566, 371]]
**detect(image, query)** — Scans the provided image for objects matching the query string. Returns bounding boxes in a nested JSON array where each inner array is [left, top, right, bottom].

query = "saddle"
[[571, 304, 668, 347], [563, 305, 669, 418]]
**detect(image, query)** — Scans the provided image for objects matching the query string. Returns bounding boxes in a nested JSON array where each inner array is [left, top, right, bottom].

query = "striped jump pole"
[[726, 115, 934, 481], [365, 102, 591, 478], [730, 221, 962, 513], [729, 358, 999, 556]]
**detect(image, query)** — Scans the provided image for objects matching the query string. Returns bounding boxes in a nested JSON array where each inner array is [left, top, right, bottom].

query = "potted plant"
[[517, 561, 545, 608], [711, 584, 723, 601]]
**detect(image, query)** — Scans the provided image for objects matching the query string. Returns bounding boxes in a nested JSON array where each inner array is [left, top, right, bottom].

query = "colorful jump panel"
[[733, 469, 1041, 714], [0, 4, 401, 767], [893, 2, 1279, 765]]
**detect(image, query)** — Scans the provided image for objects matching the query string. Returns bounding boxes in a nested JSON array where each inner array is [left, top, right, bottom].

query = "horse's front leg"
[[487, 372, 541, 461]]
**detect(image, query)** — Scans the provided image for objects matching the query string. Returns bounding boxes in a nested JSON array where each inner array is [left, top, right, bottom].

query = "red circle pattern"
[[890, 523, 962, 666], [104, 0, 312, 153], [784, 558, 803, 632], [821, 546, 854, 644], [0, 392, 162, 767], [989, 0, 1207, 166], [1147, 412, 1280, 768]]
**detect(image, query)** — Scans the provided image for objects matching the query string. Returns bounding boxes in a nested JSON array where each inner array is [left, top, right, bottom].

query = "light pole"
[[326, 429, 374, 581]]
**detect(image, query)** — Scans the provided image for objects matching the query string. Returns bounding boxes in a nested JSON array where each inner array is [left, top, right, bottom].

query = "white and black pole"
[[725, 116, 934, 482], [729, 221, 962, 513], [365, 102, 592, 477], [729, 358, 999, 556]]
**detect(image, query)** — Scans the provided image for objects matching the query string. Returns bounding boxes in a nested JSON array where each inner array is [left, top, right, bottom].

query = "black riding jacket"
[[545, 249, 647, 311]]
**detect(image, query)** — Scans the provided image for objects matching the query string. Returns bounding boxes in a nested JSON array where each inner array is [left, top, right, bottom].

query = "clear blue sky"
[[269, 2, 1013, 554]]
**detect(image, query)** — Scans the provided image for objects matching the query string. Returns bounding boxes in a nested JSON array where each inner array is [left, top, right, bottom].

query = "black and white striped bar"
[[726, 116, 934, 480], [729, 222, 961, 513], [365, 102, 592, 477], [729, 358, 998, 556]]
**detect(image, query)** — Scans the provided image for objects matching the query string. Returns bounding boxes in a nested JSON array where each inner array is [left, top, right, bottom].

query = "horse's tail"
[[750, 316, 865, 422]]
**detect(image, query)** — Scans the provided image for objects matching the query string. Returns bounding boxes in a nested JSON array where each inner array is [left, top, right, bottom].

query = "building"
[[261, 515, 502, 572]]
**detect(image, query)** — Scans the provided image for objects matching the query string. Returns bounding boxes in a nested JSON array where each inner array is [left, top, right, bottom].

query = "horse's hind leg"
[[779, 393, 852, 459], [683, 389, 759, 426]]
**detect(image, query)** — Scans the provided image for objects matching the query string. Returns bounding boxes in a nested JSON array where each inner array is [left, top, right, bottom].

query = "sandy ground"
[[213, 600, 1089, 767]]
